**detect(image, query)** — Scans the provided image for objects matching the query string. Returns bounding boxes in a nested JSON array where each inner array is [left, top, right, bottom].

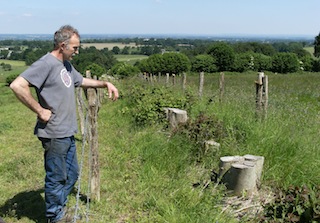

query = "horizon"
[[0, 33, 315, 41], [0, 0, 319, 37]]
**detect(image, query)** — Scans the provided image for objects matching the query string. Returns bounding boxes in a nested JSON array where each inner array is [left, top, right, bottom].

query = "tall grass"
[[1, 71, 320, 222]]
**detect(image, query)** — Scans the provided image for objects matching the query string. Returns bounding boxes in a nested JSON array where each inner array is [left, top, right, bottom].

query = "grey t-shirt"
[[21, 53, 83, 138]]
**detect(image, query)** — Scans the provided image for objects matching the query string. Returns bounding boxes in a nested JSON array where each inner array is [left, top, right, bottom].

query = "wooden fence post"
[[255, 72, 268, 119], [219, 72, 225, 103], [199, 71, 204, 97], [182, 72, 187, 91], [86, 70, 101, 202], [166, 73, 170, 87], [76, 87, 86, 136], [172, 74, 176, 86]]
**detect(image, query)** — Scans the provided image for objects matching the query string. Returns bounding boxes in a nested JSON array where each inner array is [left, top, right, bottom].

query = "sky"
[[0, 0, 319, 37]]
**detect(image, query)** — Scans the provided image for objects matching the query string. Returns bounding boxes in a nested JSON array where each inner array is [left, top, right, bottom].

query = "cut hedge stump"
[[219, 155, 265, 196], [164, 108, 188, 128]]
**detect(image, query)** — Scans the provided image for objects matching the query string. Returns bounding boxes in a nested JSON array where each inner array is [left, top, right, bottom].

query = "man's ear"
[[60, 42, 66, 50]]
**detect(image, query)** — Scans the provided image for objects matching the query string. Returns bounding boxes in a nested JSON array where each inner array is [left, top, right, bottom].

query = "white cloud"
[[22, 13, 33, 17]]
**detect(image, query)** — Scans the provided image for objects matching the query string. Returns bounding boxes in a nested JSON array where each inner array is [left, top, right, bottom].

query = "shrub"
[[126, 85, 193, 126], [110, 62, 140, 78], [271, 52, 300, 73], [5, 73, 19, 85], [84, 63, 106, 78]]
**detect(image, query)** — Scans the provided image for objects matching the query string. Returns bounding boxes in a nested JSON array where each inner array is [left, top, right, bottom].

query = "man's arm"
[[81, 77, 119, 101], [10, 76, 52, 122]]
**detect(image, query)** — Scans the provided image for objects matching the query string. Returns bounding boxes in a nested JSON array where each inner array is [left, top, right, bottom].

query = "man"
[[10, 25, 118, 223]]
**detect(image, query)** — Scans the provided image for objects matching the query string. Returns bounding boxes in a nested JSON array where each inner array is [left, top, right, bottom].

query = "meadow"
[[0, 60, 27, 83], [114, 54, 149, 65], [0, 69, 320, 222]]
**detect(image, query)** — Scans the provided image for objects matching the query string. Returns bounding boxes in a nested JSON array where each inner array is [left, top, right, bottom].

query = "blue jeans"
[[40, 136, 79, 222]]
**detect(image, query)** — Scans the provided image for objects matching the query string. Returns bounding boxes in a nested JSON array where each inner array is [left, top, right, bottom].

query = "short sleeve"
[[20, 59, 50, 89]]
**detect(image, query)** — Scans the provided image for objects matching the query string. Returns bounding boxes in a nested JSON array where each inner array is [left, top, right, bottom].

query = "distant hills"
[[0, 34, 315, 42]]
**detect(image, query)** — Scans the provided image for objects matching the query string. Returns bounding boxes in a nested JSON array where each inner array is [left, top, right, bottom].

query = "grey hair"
[[53, 25, 80, 49]]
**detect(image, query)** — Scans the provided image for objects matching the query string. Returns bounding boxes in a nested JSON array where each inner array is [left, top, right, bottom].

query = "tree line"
[[1, 35, 320, 79]]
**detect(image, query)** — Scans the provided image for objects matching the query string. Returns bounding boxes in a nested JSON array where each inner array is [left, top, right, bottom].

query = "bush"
[[110, 62, 140, 78], [126, 84, 194, 126], [5, 73, 19, 85], [271, 52, 300, 73], [84, 63, 106, 78], [191, 54, 217, 73]]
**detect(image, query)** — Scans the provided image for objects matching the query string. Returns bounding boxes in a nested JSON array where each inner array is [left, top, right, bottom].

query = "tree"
[[299, 55, 313, 72], [191, 54, 217, 73], [146, 54, 165, 74], [121, 46, 130, 55], [112, 46, 120, 55], [207, 42, 235, 72], [162, 52, 191, 74], [0, 49, 9, 59], [314, 33, 320, 58], [110, 62, 139, 78], [232, 53, 253, 72], [72, 48, 117, 74], [253, 53, 272, 72], [271, 52, 300, 73], [84, 63, 106, 78], [136, 59, 151, 73]]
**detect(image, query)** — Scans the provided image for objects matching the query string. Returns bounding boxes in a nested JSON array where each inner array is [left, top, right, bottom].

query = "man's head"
[[53, 25, 80, 61]]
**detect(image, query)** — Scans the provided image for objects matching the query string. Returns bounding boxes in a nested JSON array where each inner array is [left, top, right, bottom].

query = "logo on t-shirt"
[[60, 68, 72, 88]]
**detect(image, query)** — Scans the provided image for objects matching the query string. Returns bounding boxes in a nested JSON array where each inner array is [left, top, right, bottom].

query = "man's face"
[[63, 34, 80, 61]]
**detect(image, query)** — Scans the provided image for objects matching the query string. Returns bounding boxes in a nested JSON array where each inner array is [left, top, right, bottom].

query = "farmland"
[[1, 70, 320, 222]]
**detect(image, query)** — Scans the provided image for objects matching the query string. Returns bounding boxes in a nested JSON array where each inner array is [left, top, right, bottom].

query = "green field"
[[114, 54, 148, 65], [0, 59, 27, 83], [1, 71, 320, 222], [304, 46, 315, 57]]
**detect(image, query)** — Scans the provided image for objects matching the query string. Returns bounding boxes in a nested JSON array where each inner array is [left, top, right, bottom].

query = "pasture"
[[114, 54, 148, 65], [0, 59, 27, 83], [0, 71, 320, 222]]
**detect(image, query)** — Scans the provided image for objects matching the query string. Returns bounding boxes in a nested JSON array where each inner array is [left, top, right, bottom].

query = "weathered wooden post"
[[219, 72, 225, 103], [86, 70, 101, 202], [182, 72, 187, 91], [263, 75, 268, 116], [76, 87, 86, 136], [199, 71, 204, 97], [166, 73, 170, 87], [172, 74, 176, 86], [255, 72, 268, 119]]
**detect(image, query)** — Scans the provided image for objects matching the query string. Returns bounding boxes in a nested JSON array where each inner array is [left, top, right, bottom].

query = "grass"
[[304, 46, 315, 57], [0, 59, 27, 83], [114, 54, 148, 65], [1, 71, 320, 222]]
